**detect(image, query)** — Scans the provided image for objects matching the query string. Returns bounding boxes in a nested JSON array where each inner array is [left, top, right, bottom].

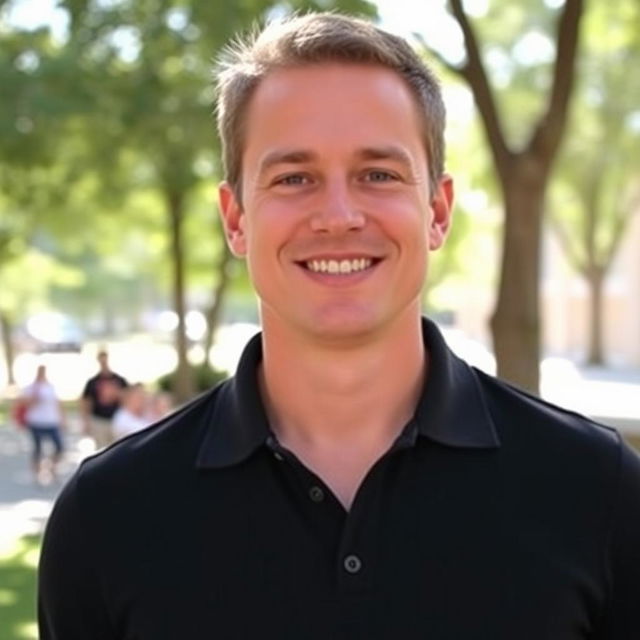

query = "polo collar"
[[413, 319, 500, 448], [197, 318, 500, 469]]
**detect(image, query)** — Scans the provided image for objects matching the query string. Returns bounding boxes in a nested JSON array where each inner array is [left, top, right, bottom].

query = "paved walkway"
[[0, 422, 92, 551], [541, 362, 640, 434]]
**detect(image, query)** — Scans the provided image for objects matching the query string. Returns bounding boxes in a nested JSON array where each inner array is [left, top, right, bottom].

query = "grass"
[[0, 535, 40, 640], [626, 434, 640, 453]]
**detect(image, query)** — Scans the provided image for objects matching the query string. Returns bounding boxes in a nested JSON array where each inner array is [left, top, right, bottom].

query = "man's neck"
[[258, 311, 426, 508]]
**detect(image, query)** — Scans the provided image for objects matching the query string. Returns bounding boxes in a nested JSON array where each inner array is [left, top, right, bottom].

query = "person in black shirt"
[[39, 13, 640, 639], [80, 349, 128, 449]]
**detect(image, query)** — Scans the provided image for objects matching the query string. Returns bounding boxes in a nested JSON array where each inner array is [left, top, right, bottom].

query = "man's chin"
[[260, 301, 411, 346], [297, 310, 385, 346]]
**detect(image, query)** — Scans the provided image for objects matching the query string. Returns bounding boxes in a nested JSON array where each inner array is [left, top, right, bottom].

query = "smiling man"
[[39, 13, 640, 640]]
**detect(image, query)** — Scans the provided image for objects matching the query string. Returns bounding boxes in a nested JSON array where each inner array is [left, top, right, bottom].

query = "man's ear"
[[219, 182, 247, 257], [428, 174, 454, 251]]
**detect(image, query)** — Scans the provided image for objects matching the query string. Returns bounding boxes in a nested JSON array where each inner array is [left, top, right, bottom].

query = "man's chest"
[[98, 461, 605, 639]]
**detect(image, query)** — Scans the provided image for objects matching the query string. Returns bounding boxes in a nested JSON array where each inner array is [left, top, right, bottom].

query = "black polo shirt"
[[39, 319, 640, 639]]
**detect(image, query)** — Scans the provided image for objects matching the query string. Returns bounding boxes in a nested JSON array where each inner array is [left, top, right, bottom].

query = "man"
[[39, 13, 640, 639], [80, 349, 128, 449]]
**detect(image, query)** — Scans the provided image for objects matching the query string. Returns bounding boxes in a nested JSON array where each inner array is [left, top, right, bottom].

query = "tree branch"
[[413, 32, 461, 76], [447, 0, 512, 181], [529, 0, 584, 161], [577, 156, 607, 270], [603, 187, 640, 269], [549, 213, 586, 275]]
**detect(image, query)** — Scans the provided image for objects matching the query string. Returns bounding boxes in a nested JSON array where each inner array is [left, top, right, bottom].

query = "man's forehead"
[[250, 62, 411, 104]]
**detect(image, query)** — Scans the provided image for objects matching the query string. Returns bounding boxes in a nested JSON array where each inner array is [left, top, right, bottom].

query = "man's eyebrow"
[[258, 150, 316, 176], [256, 145, 416, 176], [356, 146, 415, 168]]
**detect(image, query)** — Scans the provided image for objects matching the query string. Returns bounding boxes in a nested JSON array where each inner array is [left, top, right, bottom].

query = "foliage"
[[156, 363, 227, 395], [0, 0, 375, 394], [543, 0, 640, 364], [2, 0, 639, 386], [550, 0, 640, 272]]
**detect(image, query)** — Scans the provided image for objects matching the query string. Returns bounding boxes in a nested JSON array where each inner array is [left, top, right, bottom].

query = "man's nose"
[[309, 181, 365, 234]]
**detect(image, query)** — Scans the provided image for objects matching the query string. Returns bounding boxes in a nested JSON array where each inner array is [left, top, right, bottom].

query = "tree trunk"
[[586, 267, 605, 365], [0, 312, 16, 386], [443, 0, 584, 396], [167, 191, 194, 403], [490, 162, 545, 394], [102, 298, 116, 335], [203, 244, 233, 364]]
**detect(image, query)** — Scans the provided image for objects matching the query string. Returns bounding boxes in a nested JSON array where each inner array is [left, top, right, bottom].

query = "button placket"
[[333, 455, 391, 593]]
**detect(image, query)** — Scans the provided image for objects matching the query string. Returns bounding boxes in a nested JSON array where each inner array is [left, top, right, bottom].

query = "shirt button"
[[308, 486, 324, 503], [273, 451, 284, 462], [343, 554, 362, 574]]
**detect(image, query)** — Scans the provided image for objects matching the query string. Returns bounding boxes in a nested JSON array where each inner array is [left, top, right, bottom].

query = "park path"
[[0, 421, 90, 550]]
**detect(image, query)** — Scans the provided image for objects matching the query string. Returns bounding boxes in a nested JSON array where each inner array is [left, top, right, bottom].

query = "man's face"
[[98, 353, 109, 370], [219, 63, 453, 342]]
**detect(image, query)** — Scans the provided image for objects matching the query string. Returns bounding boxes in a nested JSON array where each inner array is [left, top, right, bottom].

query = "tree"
[[550, 0, 640, 364], [0, 22, 84, 381], [419, 0, 584, 393]]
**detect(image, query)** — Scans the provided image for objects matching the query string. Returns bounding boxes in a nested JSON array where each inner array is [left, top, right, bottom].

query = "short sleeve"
[[38, 472, 116, 640], [595, 438, 640, 638]]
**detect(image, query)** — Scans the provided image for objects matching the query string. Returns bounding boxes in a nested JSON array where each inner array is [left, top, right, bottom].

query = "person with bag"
[[21, 364, 66, 485], [12, 395, 29, 429]]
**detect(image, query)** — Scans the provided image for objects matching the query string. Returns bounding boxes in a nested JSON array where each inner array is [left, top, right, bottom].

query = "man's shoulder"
[[472, 367, 622, 453], [82, 373, 102, 393], [82, 374, 98, 388], [72, 381, 228, 495], [111, 372, 128, 386], [465, 368, 640, 504]]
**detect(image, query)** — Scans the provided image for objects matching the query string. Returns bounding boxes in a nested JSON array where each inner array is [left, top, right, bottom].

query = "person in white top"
[[22, 364, 65, 484], [112, 383, 151, 439]]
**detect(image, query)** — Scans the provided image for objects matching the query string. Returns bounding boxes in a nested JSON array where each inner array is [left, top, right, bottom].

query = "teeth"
[[305, 258, 373, 274]]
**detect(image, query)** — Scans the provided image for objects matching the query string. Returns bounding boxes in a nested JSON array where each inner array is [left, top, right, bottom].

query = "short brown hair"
[[214, 12, 446, 197]]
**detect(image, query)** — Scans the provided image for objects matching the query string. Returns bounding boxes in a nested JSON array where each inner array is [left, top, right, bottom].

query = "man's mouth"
[[303, 258, 376, 275]]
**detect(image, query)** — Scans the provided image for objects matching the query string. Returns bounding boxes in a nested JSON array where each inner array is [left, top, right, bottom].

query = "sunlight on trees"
[[1, 0, 639, 397]]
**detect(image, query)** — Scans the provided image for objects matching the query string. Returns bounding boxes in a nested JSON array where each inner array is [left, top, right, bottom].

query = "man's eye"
[[277, 174, 308, 186], [365, 170, 396, 183]]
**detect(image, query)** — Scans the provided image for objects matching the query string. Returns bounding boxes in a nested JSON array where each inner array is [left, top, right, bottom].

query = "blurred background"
[[1, 0, 639, 637]]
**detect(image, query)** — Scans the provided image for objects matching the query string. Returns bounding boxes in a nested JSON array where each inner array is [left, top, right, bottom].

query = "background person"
[[80, 349, 128, 449], [146, 390, 173, 422], [113, 386, 173, 440], [112, 383, 152, 439], [21, 364, 65, 485]]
